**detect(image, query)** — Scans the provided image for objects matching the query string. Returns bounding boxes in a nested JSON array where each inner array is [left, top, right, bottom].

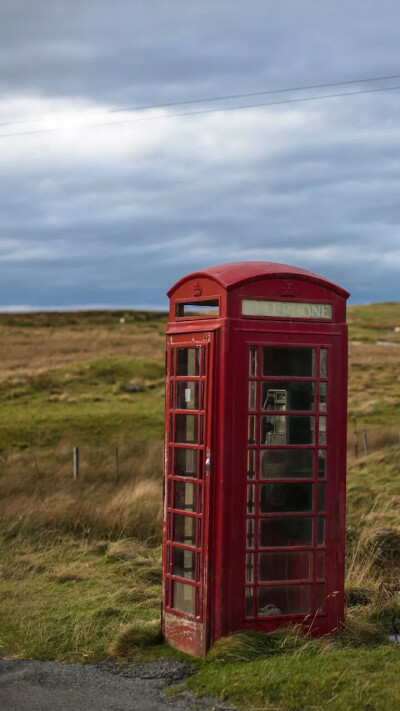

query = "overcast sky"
[[1, 1, 399, 310]]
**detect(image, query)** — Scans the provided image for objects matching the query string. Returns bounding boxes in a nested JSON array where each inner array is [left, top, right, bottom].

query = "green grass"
[[0, 532, 162, 662], [185, 645, 400, 711], [0, 309, 168, 329], [0, 357, 165, 448], [348, 302, 400, 343]]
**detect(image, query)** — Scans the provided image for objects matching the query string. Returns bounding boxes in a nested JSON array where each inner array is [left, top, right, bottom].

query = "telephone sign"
[[162, 262, 349, 657]]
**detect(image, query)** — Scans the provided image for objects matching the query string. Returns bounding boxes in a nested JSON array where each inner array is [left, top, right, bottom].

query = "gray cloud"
[[0, 0, 400, 309]]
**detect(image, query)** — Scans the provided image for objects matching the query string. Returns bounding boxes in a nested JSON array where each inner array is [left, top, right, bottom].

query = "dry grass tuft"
[[0, 440, 163, 541], [104, 480, 163, 541], [366, 528, 400, 570], [108, 620, 162, 659], [0, 478, 163, 541], [105, 538, 147, 562]]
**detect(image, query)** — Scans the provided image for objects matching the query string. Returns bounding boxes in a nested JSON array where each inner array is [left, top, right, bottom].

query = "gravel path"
[[0, 658, 235, 711]]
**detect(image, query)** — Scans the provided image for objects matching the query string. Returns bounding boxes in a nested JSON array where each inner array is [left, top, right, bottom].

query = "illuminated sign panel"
[[242, 300, 333, 320]]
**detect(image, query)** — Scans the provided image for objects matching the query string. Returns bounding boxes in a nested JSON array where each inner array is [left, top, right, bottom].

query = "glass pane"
[[262, 382, 315, 412], [177, 348, 200, 376], [245, 587, 254, 617], [176, 381, 199, 410], [246, 519, 255, 548], [248, 381, 257, 410], [173, 515, 196, 546], [317, 517, 325, 544], [258, 585, 312, 615], [260, 483, 313, 514], [173, 581, 195, 615], [260, 449, 314, 479], [319, 382, 327, 411], [175, 415, 198, 443], [246, 553, 254, 583], [261, 415, 314, 445], [249, 346, 258, 376], [316, 551, 325, 579], [174, 448, 197, 478], [263, 347, 315, 377], [318, 483, 325, 512], [169, 349, 175, 377], [172, 548, 195, 580], [201, 347, 206, 376], [320, 349, 327, 378], [259, 551, 313, 581], [316, 583, 325, 611], [248, 415, 256, 444], [177, 301, 219, 318], [247, 450, 256, 479], [318, 450, 326, 478], [247, 484, 255, 514], [174, 482, 197, 512], [319, 417, 327, 445], [259, 517, 313, 547]]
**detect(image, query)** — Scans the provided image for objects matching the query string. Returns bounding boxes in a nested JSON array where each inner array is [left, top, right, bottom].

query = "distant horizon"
[[0, 304, 168, 314], [0, 299, 396, 315]]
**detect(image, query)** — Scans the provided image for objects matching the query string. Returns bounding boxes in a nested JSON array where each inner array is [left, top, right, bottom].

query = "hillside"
[[0, 303, 399, 710]]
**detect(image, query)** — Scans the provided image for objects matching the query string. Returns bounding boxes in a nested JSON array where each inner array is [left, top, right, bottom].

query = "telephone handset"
[[262, 388, 288, 445]]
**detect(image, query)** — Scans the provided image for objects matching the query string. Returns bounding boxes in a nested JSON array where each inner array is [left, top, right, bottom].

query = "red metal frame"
[[162, 331, 214, 656], [233, 335, 337, 631], [163, 262, 349, 656]]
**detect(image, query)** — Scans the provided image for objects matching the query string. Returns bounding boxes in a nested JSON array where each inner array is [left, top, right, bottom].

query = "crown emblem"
[[193, 280, 202, 297], [279, 280, 297, 297]]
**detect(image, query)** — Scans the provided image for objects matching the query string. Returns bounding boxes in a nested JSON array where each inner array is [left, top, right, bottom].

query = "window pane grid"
[[245, 344, 329, 619], [165, 342, 209, 619]]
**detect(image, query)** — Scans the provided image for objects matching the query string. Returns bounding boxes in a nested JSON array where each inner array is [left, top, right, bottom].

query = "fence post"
[[73, 446, 79, 479], [352, 417, 358, 459], [33, 452, 40, 476], [362, 429, 369, 456], [115, 446, 120, 484]]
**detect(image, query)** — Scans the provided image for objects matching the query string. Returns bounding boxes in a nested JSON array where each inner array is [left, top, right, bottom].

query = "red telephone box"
[[162, 262, 349, 657]]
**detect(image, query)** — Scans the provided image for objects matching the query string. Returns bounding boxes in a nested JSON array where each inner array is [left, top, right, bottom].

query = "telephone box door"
[[162, 332, 214, 656], [235, 332, 345, 635]]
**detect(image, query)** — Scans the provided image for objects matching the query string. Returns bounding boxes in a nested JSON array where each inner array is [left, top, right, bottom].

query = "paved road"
[[0, 659, 235, 711]]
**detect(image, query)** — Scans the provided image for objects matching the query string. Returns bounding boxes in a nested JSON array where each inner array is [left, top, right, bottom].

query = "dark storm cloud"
[[0, 0, 400, 308], [1, 0, 400, 101]]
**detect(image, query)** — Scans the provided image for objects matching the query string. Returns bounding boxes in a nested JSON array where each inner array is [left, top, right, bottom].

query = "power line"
[[1, 82, 400, 140], [1, 71, 400, 130]]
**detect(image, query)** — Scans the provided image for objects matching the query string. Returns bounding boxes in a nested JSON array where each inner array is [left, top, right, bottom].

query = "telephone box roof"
[[168, 261, 350, 299]]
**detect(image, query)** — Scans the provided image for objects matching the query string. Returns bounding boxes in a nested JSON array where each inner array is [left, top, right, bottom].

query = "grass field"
[[0, 304, 399, 710]]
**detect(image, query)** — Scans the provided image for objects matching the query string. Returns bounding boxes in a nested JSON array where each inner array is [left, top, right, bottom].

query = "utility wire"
[[1, 82, 400, 139], [1, 71, 400, 129]]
